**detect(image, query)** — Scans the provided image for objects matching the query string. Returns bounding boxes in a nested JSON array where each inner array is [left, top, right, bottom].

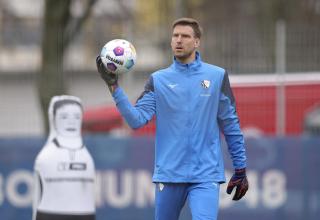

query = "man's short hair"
[[172, 17, 203, 39]]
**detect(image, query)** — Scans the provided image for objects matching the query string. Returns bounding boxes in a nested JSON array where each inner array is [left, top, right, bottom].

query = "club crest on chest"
[[201, 80, 211, 89]]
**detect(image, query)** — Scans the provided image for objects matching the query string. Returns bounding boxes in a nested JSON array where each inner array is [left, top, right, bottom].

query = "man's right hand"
[[96, 55, 118, 93]]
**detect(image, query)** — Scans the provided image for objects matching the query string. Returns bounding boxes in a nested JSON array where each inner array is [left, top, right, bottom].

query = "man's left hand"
[[226, 168, 249, 201]]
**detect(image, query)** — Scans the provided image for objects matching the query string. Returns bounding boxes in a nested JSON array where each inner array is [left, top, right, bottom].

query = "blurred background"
[[0, 0, 320, 219]]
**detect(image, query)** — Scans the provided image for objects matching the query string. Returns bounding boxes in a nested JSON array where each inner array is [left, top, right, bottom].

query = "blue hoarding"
[[0, 136, 319, 220]]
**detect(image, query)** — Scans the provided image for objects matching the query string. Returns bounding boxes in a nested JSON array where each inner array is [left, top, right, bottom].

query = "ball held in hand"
[[100, 39, 137, 75]]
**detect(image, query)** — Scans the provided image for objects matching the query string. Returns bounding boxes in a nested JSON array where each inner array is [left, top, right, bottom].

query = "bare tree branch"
[[63, 0, 98, 50]]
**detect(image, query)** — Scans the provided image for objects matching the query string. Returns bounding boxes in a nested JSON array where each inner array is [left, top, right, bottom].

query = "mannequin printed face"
[[54, 104, 82, 137]]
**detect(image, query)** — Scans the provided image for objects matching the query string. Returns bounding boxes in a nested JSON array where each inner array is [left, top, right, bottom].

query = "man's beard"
[[174, 50, 193, 60]]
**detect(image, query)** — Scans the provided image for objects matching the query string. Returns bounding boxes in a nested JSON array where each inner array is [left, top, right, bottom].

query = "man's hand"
[[226, 168, 249, 201], [96, 55, 118, 93]]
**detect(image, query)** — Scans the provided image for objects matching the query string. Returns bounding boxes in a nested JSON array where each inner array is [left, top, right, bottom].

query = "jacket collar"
[[172, 51, 202, 71]]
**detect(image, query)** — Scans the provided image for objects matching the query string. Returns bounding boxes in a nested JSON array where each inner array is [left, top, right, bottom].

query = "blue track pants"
[[155, 182, 220, 220]]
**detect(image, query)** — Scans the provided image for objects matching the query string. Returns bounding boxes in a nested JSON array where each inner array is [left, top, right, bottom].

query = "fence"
[[1, 11, 320, 136]]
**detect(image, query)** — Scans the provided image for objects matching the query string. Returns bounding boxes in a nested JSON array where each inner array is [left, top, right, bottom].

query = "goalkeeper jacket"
[[112, 51, 246, 183]]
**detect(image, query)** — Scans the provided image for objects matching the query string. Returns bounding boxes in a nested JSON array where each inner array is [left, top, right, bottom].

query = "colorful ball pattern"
[[100, 39, 137, 75]]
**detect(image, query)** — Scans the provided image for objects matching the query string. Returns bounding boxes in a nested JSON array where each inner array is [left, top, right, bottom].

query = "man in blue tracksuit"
[[96, 17, 248, 220]]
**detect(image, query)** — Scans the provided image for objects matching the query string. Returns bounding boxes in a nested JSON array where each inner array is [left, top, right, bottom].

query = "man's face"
[[171, 25, 200, 63], [54, 104, 82, 137]]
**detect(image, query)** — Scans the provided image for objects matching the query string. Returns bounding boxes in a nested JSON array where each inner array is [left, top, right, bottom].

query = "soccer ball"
[[100, 39, 137, 75]]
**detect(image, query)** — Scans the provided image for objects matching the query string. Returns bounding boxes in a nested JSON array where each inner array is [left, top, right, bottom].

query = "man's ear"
[[195, 38, 200, 48]]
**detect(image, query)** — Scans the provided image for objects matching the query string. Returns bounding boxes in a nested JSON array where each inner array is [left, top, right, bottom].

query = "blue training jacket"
[[112, 52, 246, 183]]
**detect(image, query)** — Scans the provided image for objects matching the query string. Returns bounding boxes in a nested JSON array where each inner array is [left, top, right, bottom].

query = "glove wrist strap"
[[235, 168, 246, 177], [108, 84, 118, 94]]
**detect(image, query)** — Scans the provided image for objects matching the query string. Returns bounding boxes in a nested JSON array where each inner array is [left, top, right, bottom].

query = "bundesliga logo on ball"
[[100, 39, 137, 75]]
